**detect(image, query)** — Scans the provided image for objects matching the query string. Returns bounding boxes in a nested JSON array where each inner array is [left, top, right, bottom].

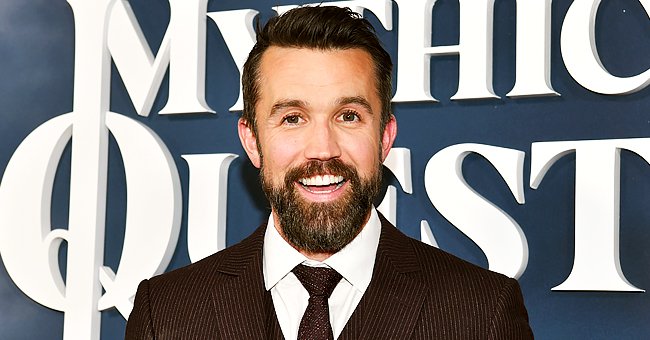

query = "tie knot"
[[292, 264, 342, 298]]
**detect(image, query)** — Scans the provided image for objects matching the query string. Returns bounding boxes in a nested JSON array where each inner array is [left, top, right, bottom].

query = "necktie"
[[292, 264, 343, 340]]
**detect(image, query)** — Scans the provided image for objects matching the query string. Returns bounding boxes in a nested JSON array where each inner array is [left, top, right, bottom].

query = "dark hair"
[[241, 6, 393, 135]]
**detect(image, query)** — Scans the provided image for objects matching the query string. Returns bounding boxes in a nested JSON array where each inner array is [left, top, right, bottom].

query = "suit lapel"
[[210, 225, 283, 339], [209, 215, 423, 339], [264, 290, 284, 339], [341, 216, 427, 339]]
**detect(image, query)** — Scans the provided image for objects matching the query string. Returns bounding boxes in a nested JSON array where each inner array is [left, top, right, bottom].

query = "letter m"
[[108, 0, 213, 116]]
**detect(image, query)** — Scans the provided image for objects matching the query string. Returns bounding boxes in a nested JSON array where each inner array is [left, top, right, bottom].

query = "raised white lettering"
[[560, 0, 650, 94], [108, 0, 214, 116], [183, 153, 238, 262], [207, 10, 258, 112], [425, 143, 528, 278], [507, 0, 558, 97], [392, 0, 499, 102], [378, 148, 413, 225], [531, 138, 646, 291]]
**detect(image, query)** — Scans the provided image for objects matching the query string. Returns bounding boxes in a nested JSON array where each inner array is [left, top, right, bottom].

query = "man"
[[126, 6, 533, 339]]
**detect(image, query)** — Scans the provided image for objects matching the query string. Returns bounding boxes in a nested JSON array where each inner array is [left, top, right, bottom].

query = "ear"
[[380, 114, 397, 161], [238, 118, 262, 168]]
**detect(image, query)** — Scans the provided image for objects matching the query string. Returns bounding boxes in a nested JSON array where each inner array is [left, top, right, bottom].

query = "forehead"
[[256, 46, 379, 112]]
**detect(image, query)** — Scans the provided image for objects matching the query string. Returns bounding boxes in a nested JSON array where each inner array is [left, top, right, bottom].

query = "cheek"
[[340, 134, 382, 173], [262, 137, 302, 173]]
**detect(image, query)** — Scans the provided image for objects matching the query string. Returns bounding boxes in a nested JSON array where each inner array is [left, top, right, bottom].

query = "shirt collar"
[[263, 208, 381, 293]]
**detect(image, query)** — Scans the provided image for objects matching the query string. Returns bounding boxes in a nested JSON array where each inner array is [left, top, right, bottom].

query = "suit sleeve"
[[487, 278, 534, 339], [125, 279, 155, 340]]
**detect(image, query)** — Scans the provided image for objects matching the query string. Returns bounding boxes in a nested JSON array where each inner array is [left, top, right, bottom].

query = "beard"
[[261, 158, 382, 254]]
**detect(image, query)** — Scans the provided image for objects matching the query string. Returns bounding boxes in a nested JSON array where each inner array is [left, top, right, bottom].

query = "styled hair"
[[241, 6, 393, 135]]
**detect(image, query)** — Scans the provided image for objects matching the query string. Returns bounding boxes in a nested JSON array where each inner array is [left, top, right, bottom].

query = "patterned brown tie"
[[292, 264, 343, 340]]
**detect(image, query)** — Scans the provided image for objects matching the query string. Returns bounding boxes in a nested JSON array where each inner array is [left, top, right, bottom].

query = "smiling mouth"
[[297, 174, 346, 193]]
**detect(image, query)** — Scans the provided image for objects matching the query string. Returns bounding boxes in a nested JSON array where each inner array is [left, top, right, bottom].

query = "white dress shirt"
[[263, 208, 381, 340]]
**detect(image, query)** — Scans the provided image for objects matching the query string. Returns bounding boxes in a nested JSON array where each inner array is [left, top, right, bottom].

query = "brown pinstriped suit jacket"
[[125, 216, 533, 339]]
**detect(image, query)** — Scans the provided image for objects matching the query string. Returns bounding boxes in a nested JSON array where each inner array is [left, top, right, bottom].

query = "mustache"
[[284, 159, 358, 185]]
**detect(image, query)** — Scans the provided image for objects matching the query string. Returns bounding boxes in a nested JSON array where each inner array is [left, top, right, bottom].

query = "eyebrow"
[[270, 99, 309, 118], [268, 96, 374, 117], [337, 96, 374, 115]]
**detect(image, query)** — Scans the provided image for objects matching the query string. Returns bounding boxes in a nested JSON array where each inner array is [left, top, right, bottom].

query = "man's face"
[[239, 47, 396, 255]]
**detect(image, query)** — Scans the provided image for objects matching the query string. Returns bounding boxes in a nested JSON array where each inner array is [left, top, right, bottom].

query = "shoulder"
[[141, 223, 265, 299], [378, 218, 523, 309], [379, 216, 514, 289], [405, 231, 522, 306], [408, 239, 533, 337], [381, 223, 532, 337], [409, 236, 512, 285], [126, 223, 267, 337], [126, 224, 267, 338]]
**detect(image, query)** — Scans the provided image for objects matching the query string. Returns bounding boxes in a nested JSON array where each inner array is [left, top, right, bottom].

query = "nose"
[[303, 121, 342, 161]]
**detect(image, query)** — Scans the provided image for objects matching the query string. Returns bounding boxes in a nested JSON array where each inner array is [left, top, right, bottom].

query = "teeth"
[[299, 175, 344, 186]]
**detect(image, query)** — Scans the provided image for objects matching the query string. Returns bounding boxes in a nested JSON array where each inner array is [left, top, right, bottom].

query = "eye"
[[339, 110, 360, 122], [282, 114, 302, 125]]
